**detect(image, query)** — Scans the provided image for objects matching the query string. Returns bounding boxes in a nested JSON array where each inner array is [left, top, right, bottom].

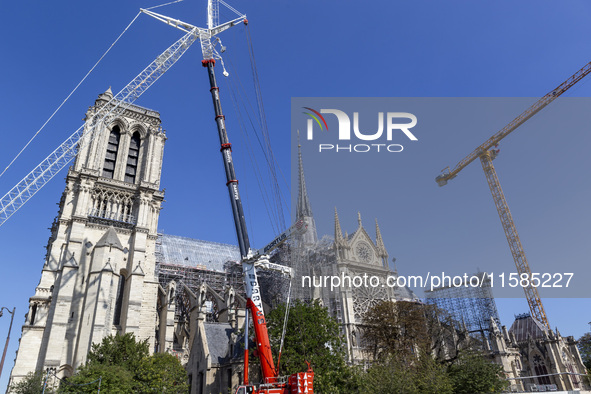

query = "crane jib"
[[439, 60, 591, 183]]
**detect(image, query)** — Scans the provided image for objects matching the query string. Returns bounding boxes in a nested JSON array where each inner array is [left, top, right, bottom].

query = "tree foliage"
[[59, 333, 188, 393], [363, 300, 466, 363], [363, 300, 432, 361], [361, 300, 508, 393], [86, 332, 150, 370], [8, 370, 47, 394], [447, 351, 510, 393], [135, 353, 191, 393], [578, 332, 591, 371], [266, 299, 360, 393], [360, 354, 453, 394], [60, 364, 134, 393]]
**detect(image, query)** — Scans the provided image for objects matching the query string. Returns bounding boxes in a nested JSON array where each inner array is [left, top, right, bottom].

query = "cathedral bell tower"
[[9, 89, 166, 385]]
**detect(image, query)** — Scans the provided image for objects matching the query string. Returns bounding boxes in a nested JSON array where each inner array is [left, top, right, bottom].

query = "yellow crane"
[[436, 61, 591, 330]]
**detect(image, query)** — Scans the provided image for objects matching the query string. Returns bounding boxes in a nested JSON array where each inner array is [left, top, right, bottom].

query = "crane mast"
[[436, 60, 591, 330], [202, 55, 279, 384], [479, 150, 549, 327]]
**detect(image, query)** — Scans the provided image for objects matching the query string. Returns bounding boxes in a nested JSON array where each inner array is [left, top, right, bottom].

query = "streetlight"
[[0, 306, 15, 380]]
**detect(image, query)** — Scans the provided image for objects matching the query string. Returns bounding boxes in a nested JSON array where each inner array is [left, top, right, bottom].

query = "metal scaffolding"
[[155, 233, 291, 315], [425, 271, 500, 334]]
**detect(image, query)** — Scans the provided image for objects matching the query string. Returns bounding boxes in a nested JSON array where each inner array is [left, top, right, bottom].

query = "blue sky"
[[1, 0, 591, 390]]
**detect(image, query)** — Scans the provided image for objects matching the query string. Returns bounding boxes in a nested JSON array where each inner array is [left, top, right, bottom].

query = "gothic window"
[[89, 187, 135, 225], [103, 126, 121, 179], [204, 293, 220, 323], [125, 132, 141, 183], [30, 304, 37, 325], [563, 350, 581, 388], [533, 354, 551, 385], [113, 271, 126, 326], [351, 273, 389, 321]]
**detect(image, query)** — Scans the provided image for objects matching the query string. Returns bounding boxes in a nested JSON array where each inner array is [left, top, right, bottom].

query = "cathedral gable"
[[345, 218, 381, 268]]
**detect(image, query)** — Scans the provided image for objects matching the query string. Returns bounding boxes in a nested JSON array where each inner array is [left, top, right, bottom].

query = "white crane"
[[0, 21, 201, 227]]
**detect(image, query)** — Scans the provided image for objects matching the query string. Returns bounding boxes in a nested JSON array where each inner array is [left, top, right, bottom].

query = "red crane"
[[143, 3, 314, 393]]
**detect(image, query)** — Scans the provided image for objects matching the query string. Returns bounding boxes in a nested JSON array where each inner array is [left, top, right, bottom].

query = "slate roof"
[[508, 313, 546, 342], [393, 283, 420, 301], [204, 323, 241, 365], [156, 234, 240, 273]]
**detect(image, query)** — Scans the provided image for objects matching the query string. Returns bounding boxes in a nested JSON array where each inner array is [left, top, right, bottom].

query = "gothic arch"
[[102, 125, 122, 179], [107, 117, 129, 133], [58, 364, 74, 379], [129, 122, 148, 139], [529, 351, 551, 385], [197, 283, 226, 323]]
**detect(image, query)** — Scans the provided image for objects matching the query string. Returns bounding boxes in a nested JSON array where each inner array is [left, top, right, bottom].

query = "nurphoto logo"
[[302, 106, 418, 153]]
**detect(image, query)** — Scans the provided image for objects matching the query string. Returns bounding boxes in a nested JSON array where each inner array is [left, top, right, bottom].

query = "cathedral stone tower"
[[9, 89, 166, 385]]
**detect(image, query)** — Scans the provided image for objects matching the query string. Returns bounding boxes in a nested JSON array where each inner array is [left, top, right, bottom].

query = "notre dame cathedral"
[[7, 89, 417, 392], [8, 89, 166, 386], [7, 91, 588, 393]]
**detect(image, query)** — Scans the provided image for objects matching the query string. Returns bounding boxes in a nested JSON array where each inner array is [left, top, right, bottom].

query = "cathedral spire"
[[375, 218, 387, 256], [335, 207, 344, 243], [296, 132, 317, 245], [296, 132, 313, 219]]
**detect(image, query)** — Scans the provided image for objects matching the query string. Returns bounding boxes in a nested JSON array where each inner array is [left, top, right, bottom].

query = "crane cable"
[[244, 25, 290, 228], [221, 25, 291, 235], [223, 61, 282, 236], [225, 58, 285, 234], [276, 278, 293, 373], [0, 0, 183, 181]]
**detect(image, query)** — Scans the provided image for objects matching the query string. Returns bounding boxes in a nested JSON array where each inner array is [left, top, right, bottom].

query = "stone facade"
[[503, 314, 588, 392], [292, 142, 418, 363], [8, 89, 166, 388]]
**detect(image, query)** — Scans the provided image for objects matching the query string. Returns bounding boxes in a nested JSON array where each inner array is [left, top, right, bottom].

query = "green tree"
[[135, 353, 190, 393], [59, 364, 134, 393], [447, 351, 509, 393], [360, 354, 453, 394], [361, 300, 503, 393], [578, 332, 591, 371], [265, 299, 360, 393], [86, 332, 149, 371], [8, 370, 48, 394], [59, 333, 188, 393], [363, 300, 432, 362], [363, 300, 465, 364]]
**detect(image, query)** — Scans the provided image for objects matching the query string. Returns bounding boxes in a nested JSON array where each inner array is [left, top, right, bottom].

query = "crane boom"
[[144, 4, 315, 392], [0, 28, 199, 227], [436, 60, 591, 186]]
